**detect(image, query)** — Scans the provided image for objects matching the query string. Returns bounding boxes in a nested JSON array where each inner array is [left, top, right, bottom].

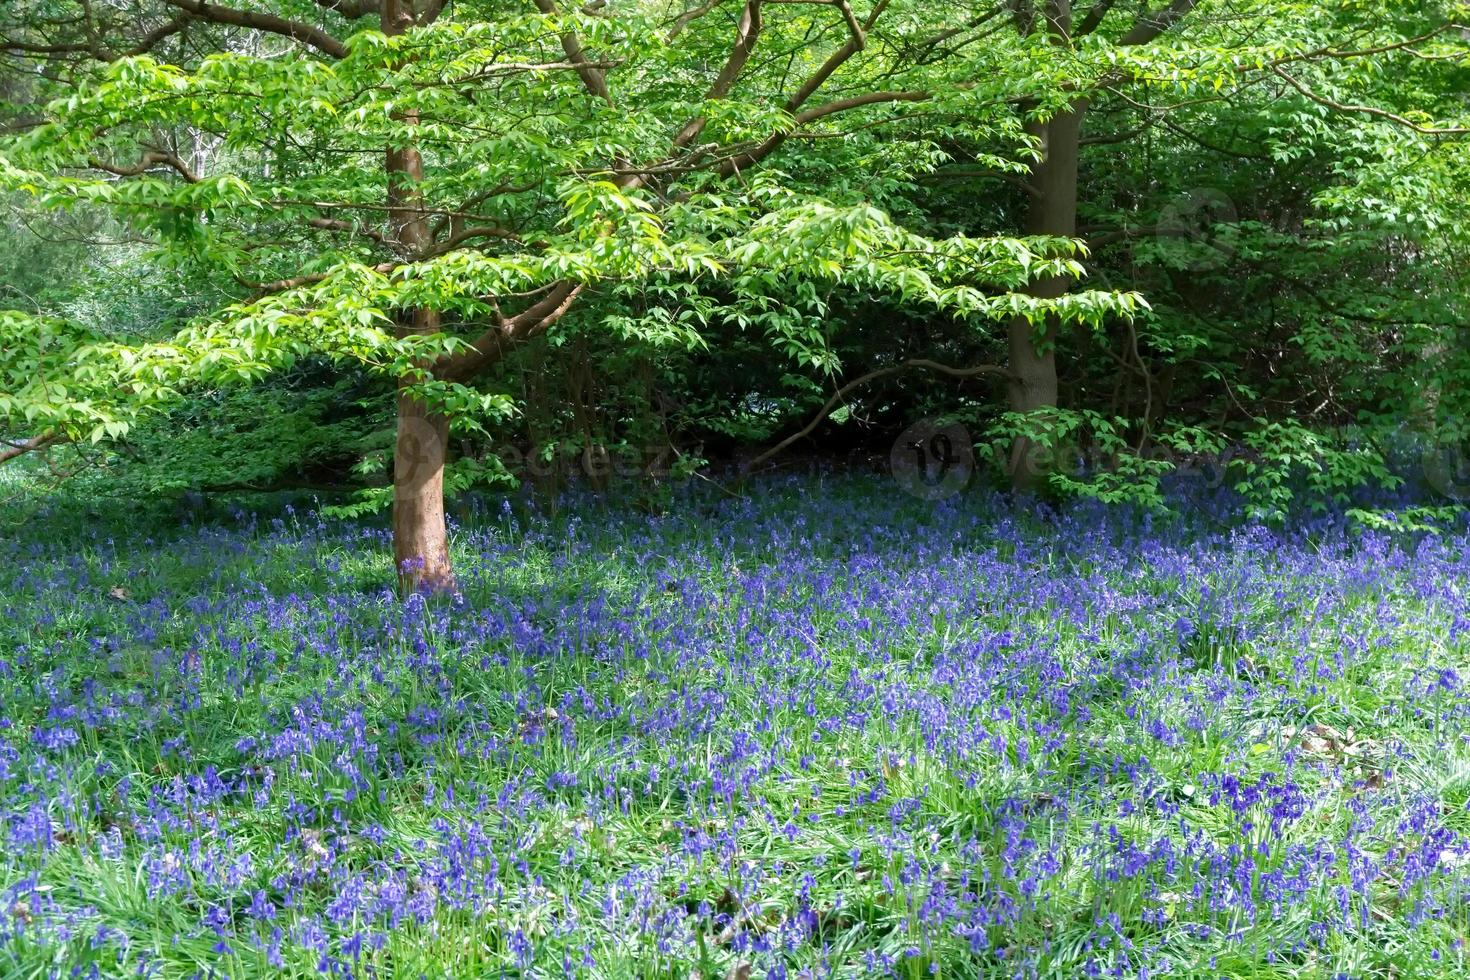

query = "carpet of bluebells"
[[3, 474, 1470, 979]]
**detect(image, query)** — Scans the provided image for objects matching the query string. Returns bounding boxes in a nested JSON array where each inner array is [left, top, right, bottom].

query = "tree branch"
[[1266, 25, 1467, 67], [748, 359, 1012, 468], [126, 14, 195, 55], [722, 88, 931, 174], [158, 0, 349, 58], [674, 0, 763, 148], [1, 15, 191, 60], [0, 434, 58, 465], [707, 0, 764, 101], [531, 0, 613, 103], [795, 88, 931, 123], [89, 149, 200, 183], [1118, 0, 1198, 46], [666, 0, 730, 39], [1073, 0, 1117, 38], [311, 0, 381, 17], [714, 2, 897, 174], [242, 261, 397, 294], [435, 281, 584, 380], [420, 222, 526, 258], [1272, 65, 1470, 136], [506, 281, 583, 338], [307, 215, 389, 247], [779, 0, 868, 115]]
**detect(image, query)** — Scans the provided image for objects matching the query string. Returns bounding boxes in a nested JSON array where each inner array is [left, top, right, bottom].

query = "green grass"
[[0, 477, 1468, 978]]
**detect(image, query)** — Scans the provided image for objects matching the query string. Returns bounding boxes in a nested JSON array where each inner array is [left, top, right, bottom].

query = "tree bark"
[[0, 433, 56, 464], [1007, 103, 1083, 490], [392, 350, 455, 593], [1002, 0, 1197, 490], [384, 0, 455, 593]]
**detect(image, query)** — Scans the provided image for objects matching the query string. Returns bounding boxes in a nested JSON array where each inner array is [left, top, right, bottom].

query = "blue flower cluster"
[[1, 476, 1468, 978]]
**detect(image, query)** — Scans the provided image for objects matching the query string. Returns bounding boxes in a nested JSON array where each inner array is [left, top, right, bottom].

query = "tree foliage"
[[0, 0, 1467, 567]]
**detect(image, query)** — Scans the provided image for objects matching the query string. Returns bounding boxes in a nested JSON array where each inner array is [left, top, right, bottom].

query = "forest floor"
[[2, 474, 1469, 978]]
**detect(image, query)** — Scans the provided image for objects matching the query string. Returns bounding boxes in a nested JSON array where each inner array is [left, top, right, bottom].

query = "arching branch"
[[748, 359, 1013, 468], [158, 0, 349, 58], [435, 281, 585, 381], [1272, 66, 1470, 136], [89, 149, 200, 183], [0, 434, 57, 465], [666, 0, 730, 39]]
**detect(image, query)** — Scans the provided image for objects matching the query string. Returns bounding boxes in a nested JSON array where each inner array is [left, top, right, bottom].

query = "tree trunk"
[[1007, 103, 1084, 491], [393, 364, 455, 593], [384, 0, 455, 592], [1003, 0, 1196, 490]]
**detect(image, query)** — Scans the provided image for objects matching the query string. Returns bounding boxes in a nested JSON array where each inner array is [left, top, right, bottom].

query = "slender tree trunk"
[[384, 0, 455, 592], [1003, 0, 1196, 489], [393, 346, 455, 592], [1007, 104, 1083, 490], [389, 302, 455, 593]]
